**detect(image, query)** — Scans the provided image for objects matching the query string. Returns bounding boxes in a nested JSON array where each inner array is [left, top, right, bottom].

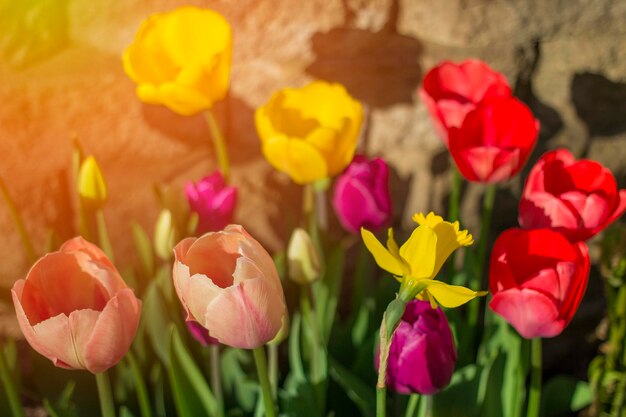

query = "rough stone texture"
[[1, 0, 625, 348]]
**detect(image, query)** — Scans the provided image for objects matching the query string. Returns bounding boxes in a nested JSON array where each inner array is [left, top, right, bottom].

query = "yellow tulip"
[[362, 212, 486, 308], [255, 81, 364, 184], [77, 156, 107, 208], [123, 7, 232, 116]]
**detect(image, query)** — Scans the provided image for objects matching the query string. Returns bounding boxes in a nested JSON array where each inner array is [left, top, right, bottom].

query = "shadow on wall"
[[571, 72, 626, 157], [305, 0, 423, 110]]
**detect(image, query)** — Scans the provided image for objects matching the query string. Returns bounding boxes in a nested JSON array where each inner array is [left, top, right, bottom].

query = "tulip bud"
[[287, 228, 322, 285], [77, 156, 107, 209], [375, 300, 457, 395], [154, 210, 177, 260]]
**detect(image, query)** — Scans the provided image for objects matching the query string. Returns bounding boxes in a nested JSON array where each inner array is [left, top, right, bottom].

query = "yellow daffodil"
[[255, 81, 364, 184], [362, 212, 486, 308], [123, 7, 232, 116]]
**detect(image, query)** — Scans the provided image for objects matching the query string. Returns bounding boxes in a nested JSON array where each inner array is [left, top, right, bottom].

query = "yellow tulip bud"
[[287, 228, 322, 285], [77, 156, 107, 209], [154, 210, 177, 260]]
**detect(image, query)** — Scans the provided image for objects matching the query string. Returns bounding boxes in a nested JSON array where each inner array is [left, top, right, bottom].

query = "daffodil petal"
[[361, 228, 404, 276], [399, 225, 437, 278], [387, 229, 410, 275], [420, 279, 487, 308]]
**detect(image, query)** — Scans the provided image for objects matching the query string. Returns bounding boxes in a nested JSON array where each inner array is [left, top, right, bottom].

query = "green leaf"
[[433, 365, 481, 417], [221, 348, 258, 412], [541, 375, 592, 416], [168, 325, 219, 417], [319, 246, 345, 344], [328, 357, 375, 417], [119, 406, 137, 417], [132, 222, 155, 279], [143, 282, 171, 365], [288, 312, 307, 383]]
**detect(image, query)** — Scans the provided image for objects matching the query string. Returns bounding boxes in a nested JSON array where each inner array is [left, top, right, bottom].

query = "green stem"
[[204, 111, 231, 182], [424, 395, 433, 417], [96, 210, 114, 262], [468, 184, 496, 328], [377, 387, 387, 417], [0, 345, 24, 417], [404, 394, 420, 417], [526, 338, 542, 417], [127, 352, 152, 417], [300, 287, 323, 381], [253, 347, 277, 417], [268, 343, 278, 400], [209, 344, 224, 417], [95, 372, 116, 417], [446, 167, 462, 278], [0, 176, 36, 263]]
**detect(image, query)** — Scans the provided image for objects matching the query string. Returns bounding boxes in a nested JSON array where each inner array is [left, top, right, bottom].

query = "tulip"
[[154, 209, 177, 260], [489, 228, 590, 339], [12, 237, 141, 373], [448, 96, 539, 183], [173, 225, 286, 349], [519, 149, 626, 242], [362, 212, 485, 307], [287, 228, 322, 285], [376, 300, 457, 394], [419, 59, 511, 145], [185, 171, 237, 235], [123, 7, 232, 116], [332, 155, 392, 234], [255, 81, 364, 184], [77, 156, 107, 209]]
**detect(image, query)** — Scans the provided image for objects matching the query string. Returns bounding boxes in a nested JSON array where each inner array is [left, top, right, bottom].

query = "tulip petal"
[[399, 226, 437, 279], [361, 228, 404, 276], [421, 280, 487, 308], [490, 288, 564, 339], [262, 135, 328, 184], [83, 289, 141, 374], [204, 279, 285, 349]]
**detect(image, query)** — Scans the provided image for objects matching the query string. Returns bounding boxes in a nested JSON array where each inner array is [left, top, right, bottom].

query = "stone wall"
[[1, 0, 625, 338]]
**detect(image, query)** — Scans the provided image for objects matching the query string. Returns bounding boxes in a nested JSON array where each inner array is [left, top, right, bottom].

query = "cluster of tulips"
[[1, 5, 625, 417]]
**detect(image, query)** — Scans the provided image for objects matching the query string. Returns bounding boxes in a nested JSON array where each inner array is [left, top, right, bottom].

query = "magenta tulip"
[[332, 155, 392, 234], [185, 171, 237, 234], [376, 300, 457, 395]]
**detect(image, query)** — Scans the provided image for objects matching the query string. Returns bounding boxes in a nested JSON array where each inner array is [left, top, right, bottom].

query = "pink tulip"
[[332, 155, 392, 234], [173, 225, 286, 349], [519, 149, 626, 242], [419, 59, 511, 145], [12, 238, 141, 374], [185, 171, 237, 234]]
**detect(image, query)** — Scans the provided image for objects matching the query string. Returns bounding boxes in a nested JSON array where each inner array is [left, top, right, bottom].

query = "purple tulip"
[[332, 155, 392, 234], [186, 320, 219, 346], [377, 300, 457, 395], [185, 171, 237, 234]]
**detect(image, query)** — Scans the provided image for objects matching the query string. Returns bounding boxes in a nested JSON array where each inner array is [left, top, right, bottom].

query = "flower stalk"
[[204, 111, 231, 183], [0, 344, 24, 417], [526, 338, 542, 417], [253, 347, 277, 417], [95, 372, 116, 417]]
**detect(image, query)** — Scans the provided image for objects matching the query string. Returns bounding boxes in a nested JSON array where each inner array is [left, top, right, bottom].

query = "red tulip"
[[448, 96, 539, 183], [519, 149, 626, 241], [489, 228, 589, 339], [12, 238, 141, 373], [419, 59, 511, 145]]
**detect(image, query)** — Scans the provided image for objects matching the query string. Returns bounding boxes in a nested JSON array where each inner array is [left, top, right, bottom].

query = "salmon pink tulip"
[[419, 60, 511, 144], [448, 96, 539, 183], [489, 228, 590, 339], [12, 238, 141, 373], [173, 225, 286, 349], [519, 149, 626, 242]]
